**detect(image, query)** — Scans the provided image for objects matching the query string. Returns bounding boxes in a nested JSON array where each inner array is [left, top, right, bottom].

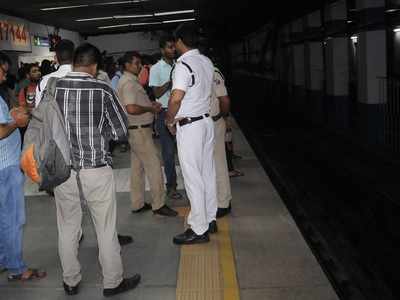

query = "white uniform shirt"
[[35, 64, 72, 107], [172, 49, 214, 118], [211, 68, 228, 117]]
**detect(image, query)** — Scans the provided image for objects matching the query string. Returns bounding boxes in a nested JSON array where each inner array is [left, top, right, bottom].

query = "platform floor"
[[1, 122, 339, 300]]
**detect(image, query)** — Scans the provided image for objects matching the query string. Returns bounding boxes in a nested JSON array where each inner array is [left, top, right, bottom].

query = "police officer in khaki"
[[211, 67, 232, 218], [117, 51, 177, 217]]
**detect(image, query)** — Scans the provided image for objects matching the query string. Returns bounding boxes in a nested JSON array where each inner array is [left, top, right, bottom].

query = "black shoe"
[[131, 203, 152, 214], [103, 274, 141, 297], [63, 282, 79, 296], [118, 234, 133, 246], [153, 205, 178, 217], [216, 204, 232, 219], [167, 188, 183, 200], [173, 228, 210, 245], [208, 220, 218, 234], [79, 234, 84, 244]]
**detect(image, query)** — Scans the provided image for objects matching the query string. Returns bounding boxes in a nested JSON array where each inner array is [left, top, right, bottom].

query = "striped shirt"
[[55, 72, 128, 168]]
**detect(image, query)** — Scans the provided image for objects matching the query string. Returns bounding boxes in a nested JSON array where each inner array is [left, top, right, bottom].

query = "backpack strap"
[[46, 77, 58, 99]]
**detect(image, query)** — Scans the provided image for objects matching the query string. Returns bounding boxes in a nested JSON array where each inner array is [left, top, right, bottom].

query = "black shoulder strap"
[[181, 61, 195, 87], [170, 61, 195, 87], [215, 68, 225, 81]]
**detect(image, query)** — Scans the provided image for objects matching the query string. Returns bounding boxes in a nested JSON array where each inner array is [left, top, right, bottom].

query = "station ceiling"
[[0, 0, 325, 38]]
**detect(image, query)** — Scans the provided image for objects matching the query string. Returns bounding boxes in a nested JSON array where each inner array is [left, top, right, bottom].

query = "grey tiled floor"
[[0, 122, 339, 300]]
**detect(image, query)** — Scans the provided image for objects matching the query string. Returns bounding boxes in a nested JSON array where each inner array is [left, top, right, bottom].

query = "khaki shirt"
[[211, 68, 228, 116], [117, 71, 154, 126]]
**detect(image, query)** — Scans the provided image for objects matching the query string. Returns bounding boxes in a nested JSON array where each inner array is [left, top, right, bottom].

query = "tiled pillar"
[[324, 0, 350, 131]]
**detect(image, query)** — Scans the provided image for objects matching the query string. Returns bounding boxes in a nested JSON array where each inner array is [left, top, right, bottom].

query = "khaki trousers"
[[128, 127, 164, 210], [214, 118, 232, 208], [54, 166, 123, 289]]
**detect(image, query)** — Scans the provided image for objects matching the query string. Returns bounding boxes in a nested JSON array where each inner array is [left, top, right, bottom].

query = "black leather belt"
[[128, 123, 152, 130], [178, 114, 210, 127], [212, 114, 222, 122]]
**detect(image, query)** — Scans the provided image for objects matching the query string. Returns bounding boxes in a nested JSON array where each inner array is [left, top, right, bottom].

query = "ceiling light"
[[350, 35, 358, 42], [41, 5, 89, 11], [347, 20, 353, 23], [394, 28, 400, 32], [386, 9, 400, 13], [77, 16, 114, 22], [42, 0, 149, 11], [98, 21, 161, 29], [114, 14, 154, 19], [162, 18, 196, 24], [155, 9, 195, 16], [97, 0, 149, 5]]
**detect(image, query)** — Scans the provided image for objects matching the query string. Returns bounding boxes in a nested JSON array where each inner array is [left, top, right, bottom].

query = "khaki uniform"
[[117, 72, 164, 210], [211, 69, 232, 209]]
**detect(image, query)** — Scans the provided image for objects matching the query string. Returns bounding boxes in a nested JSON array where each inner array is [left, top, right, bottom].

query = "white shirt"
[[172, 49, 214, 118], [211, 68, 228, 116], [35, 64, 72, 107]]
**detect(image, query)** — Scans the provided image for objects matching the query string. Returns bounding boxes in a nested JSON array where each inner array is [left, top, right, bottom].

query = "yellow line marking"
[[218, 217, 240, 300], [175, 207, 240, 300]]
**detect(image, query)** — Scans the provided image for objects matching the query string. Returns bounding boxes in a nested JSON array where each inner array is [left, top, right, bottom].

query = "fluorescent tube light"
[[114, 14, 154, 19], [350, 35, 358, 42], [394, 28, 400, 32], [77, 16, 114, 22], [386, 9, 400, 13], [98, 21, 161, 29], [42, 0, 149, 11], [162, 18, 196, 24], [98, 0, 149, 4], [41, 5, 89, 11], [155, 9, 195, 16]]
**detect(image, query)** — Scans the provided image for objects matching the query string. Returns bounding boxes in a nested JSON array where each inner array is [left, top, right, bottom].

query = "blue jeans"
[[156, 110, 177, 189], [0, 165, 27, 275]]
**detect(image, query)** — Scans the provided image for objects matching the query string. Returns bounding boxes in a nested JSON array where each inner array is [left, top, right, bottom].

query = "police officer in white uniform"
[[166, 24, 217, 245]]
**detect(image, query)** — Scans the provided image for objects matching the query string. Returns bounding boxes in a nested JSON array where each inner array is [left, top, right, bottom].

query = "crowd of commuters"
[[0, 23, 243, 297]]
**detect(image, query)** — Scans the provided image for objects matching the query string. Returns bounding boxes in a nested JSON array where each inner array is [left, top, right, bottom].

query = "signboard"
[[0, 15, 31, 52], [33, 35, 50, 47]]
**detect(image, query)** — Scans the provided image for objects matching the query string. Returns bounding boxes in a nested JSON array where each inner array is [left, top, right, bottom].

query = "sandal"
[[229, 170, 244, 178], [8, 268, 47, 281]]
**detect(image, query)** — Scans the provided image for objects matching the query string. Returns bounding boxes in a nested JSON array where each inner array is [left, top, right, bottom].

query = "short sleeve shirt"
[[171, 49, 214, 118], [149, 59, 173, 108], [0, 95, 21, 170], [117, 72, 154, 126], [211, 68, 228, 116]]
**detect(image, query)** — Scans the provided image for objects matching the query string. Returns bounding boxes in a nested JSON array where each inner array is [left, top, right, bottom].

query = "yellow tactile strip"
[[175, 207, 240, 300]]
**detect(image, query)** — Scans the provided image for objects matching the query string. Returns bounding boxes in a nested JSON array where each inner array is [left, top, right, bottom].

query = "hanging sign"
[[0, 15, 31, 52]]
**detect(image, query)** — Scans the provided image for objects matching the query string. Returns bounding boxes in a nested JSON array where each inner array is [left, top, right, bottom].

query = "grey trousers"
[[54, 166, 123, 289]]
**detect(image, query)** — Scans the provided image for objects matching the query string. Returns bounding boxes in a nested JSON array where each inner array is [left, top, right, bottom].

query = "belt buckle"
[[187, 117, 192, 123]]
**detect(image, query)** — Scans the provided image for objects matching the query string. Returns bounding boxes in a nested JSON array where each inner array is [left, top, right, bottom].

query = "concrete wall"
[[87, 31, 161, 55], [18, 21, 82, 64]]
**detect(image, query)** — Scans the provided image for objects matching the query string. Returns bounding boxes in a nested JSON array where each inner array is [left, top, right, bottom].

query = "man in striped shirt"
[[53, 43, 140, 297]]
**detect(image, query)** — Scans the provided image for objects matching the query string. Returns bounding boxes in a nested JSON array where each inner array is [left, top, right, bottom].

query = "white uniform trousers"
[[176, 117, 217, 235], [213, 118, 232, 208]]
